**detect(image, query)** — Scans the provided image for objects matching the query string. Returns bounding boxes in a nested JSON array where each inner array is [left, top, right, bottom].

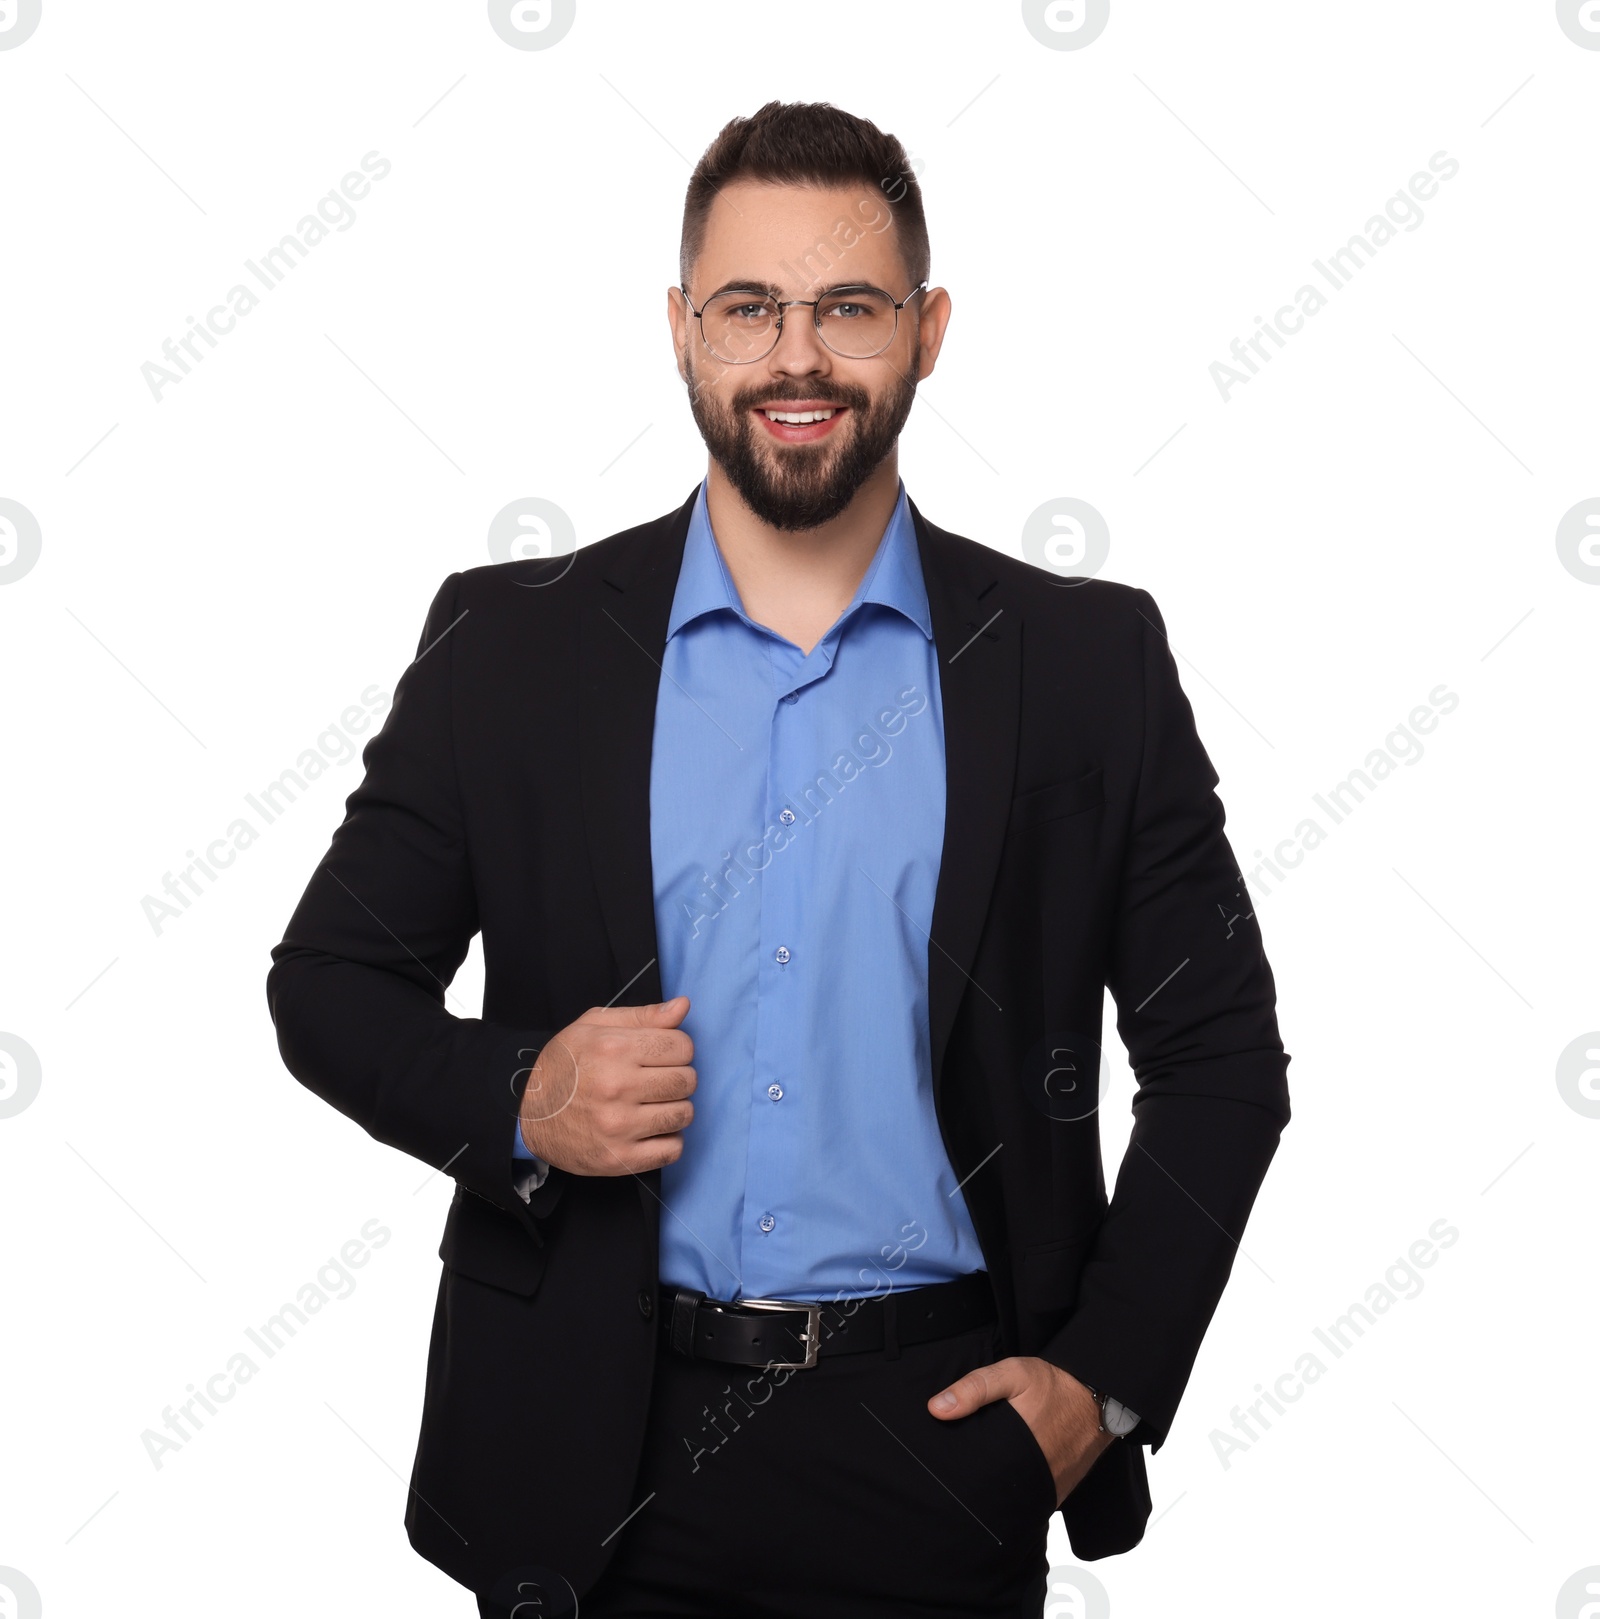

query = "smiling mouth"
[[752, 404, 848, 443]]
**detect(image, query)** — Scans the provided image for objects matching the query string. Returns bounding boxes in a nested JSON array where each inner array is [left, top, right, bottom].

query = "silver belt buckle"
[[736, 1296, 823, 1369]]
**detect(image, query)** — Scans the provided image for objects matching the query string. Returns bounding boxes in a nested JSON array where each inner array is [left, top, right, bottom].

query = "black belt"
[[658, 1271, 996, 1370]]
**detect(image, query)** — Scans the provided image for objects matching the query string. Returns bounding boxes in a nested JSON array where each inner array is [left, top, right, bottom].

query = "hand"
[[517, 996, 696, 1177], [928, 1353, 1114, 1509]]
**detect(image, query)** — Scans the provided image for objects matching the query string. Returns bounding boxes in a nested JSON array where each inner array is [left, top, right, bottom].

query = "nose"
[[768, 304, 832, 373]]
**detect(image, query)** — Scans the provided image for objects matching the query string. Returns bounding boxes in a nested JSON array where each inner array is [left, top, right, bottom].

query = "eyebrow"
[[702, 278, 882, 300]]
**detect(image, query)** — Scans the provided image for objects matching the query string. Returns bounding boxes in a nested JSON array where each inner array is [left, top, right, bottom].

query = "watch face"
[[1103, 1397, 1139, 1438]]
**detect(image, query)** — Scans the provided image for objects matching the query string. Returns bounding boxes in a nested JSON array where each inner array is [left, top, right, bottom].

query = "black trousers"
[[476, 1309, 1055, 1618]]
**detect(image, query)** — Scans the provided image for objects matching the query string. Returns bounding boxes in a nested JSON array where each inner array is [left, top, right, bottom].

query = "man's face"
[[671, 180, 948, 531]]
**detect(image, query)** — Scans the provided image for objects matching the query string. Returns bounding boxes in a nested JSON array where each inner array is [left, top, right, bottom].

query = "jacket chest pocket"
[[1007, 767, 1104, 835]]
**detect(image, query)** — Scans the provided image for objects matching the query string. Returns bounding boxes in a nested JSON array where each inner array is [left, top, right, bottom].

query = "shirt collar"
[[666, 477, 932, 643]]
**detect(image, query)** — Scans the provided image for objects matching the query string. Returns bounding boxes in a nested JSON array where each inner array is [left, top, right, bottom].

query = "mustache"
[[735, 387, 868, 412]]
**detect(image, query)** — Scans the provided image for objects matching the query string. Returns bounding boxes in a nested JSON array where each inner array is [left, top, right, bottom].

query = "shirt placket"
[[743, 628, 835, 1297]]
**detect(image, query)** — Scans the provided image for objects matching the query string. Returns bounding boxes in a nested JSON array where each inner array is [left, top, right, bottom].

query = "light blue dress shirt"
[[514, 478, 986, 1304]]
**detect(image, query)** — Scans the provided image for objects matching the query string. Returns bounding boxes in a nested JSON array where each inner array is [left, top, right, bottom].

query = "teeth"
[[764, 408, 836, 424]]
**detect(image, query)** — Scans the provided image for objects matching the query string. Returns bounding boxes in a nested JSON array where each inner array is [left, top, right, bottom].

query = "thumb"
[[928, 1359, 1014, 1420], [636, 995, 689, 1026]]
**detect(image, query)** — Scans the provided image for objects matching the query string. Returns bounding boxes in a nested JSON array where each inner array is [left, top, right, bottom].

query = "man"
[[267, 101, 1290, 1618]]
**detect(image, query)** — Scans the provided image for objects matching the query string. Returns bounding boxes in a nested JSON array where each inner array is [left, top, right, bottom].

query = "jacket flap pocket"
[[1007, 768, 1104, 833], [439, 1187, 549, 1296]]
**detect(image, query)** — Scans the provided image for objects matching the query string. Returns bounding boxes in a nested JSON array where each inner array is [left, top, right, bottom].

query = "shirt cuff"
[[511, 1118, 551, 1204]]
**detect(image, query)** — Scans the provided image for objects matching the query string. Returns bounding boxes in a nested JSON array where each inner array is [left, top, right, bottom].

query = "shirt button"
[[774, 946, 791, 965], [781, 693, 798, 705], [759, 1214, 776, 1233], [778, 808, 796, 825], [767, 1083, 784, 1101], [637, 1289, 654, 1319]]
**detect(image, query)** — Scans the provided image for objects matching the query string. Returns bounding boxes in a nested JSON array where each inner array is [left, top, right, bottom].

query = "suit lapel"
[[577, 487, 697, 1249], [909, 498, 1022, 1106]]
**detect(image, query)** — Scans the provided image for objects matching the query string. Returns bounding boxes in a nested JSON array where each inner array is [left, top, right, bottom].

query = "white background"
[[1, 2, 1595, 1615]]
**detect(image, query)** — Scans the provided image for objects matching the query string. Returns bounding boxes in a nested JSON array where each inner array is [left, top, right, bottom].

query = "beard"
[[684, 353, 918, 532]]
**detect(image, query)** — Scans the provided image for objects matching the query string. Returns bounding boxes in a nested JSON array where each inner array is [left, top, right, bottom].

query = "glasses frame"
[[679, 279, 928, 364]]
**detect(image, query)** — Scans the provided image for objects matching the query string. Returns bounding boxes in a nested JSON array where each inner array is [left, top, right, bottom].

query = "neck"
[[703, 454, 901, 655]]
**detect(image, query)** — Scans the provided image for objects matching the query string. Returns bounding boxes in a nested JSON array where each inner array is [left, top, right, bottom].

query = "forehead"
[[695, 178, 907, 294]]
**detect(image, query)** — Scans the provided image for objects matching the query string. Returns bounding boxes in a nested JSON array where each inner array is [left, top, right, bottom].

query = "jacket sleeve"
[[1038, 588, 1291, 1448], [265, 572, 564, 1242]]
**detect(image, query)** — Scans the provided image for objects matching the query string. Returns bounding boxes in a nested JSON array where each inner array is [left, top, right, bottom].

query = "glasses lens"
[[701, 292, 780, 363], [816, 289, 897, 358]]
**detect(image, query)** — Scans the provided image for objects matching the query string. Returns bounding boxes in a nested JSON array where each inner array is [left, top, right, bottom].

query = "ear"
[[667, 286, 690, 382], [912, 286, 952, 381]]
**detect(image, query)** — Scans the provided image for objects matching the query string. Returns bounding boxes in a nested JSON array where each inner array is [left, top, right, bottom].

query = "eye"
[[818, 291, 893, 323]]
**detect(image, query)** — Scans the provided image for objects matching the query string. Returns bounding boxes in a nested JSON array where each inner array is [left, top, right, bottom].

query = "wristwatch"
[[1083, 1382, 1141, 1439]]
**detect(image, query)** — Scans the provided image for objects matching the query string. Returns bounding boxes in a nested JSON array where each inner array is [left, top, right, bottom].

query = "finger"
[[592, 1129, 682, 1177], [641, 1065, 696, 1102], [927, 1358, 1024, 1419], [622, 1128, 687, 1173], [636, 1029, 694, 1067], [629, 1099, 695, 1140], [640, 1135, 686, 1171]]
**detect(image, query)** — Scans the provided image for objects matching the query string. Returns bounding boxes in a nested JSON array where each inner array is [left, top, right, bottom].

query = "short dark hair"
[[679, 101, 929, 293]]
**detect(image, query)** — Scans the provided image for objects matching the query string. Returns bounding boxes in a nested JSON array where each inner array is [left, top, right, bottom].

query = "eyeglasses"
[[680, 280, 927, 364]]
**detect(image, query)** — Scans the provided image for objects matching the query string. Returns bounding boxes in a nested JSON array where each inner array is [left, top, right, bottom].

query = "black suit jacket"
[[267, 485, 1290, 1600]]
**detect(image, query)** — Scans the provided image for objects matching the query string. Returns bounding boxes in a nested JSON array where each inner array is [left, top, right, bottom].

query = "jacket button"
[[637, 1289, 654, 1319]]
